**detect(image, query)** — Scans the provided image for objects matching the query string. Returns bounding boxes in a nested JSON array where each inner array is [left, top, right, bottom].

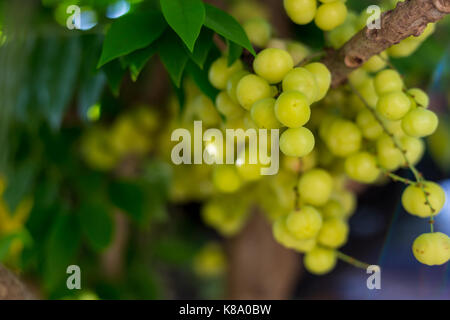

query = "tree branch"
[[323, 0, 450, 87]]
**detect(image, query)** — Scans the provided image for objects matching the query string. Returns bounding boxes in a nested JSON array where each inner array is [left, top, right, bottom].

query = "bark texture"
[[323, 0, 450, 87], [227, 212, 302, 299]]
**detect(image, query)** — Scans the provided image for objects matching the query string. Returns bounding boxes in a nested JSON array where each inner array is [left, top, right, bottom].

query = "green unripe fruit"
[[401, 181, 445, 218], [212, 166, 242, 193], [298, 169, 333, 206], [279, 127, 315, 158], [251, 98, 283, 129], [376, 91, 411, 121], [282, 67, 319, 104], [226, 70, 250, 104], [345, 151, 380, 183], [286, 206, 323, 240], [374, 69, 403, 95], [216, 91, 245, 120], [304, 62, 331, 101], [284, 0, 317, 25], [412, 232, 450, 266], [236, 74, 272, 110], [317, 218, 349, 248], [209, 57, 243, 90], [243, 18, 272, 47], [401, 107, 438, 138], [253, 48, 294, 84], [275, 91, 311, 128], [304, 247, 337, 275], [326, 120, 362, 157], [314, 1, 348, 31], [407, 88, 429, 108]]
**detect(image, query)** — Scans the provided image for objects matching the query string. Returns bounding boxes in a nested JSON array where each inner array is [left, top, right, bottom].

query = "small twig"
[[337, 251, 370, 270]]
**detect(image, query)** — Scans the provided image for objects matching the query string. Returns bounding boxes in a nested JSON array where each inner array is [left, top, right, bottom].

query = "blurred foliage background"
[[0, 0, 449, 299]]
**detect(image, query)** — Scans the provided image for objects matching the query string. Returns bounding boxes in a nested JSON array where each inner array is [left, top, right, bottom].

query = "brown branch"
[[226, 211, 302, 299], [0, 265, 34, 300], [322, 0, 450, 87]]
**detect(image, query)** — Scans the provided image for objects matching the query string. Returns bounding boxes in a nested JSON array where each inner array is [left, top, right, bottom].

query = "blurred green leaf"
[[3, 160, 36, 213], [44, 213, 81, 291], [108, 180, 148, 224], [160, 0, 205, 52], [158, 30, 190, 87], [78, 202, 114, 252], [98, 10, 166, 67], [103, 59, 126, 96], [188, 28, 214, 69], [121, 44, 158, 82], [186, 60, 219, 101], [227, 39, 243, 66]]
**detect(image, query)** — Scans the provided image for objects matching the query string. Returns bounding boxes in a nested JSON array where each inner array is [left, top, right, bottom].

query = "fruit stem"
[[381, 169, 414, 185], [336, 251, 370, 270], [349, 83, 437, 232]]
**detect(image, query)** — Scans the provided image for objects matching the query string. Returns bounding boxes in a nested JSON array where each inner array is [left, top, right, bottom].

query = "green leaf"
[[227, 39, 243, 66], [108, 180, 147, 224], [188, 27, 214, 69], [158, 30, 189, 87], [186, 60, 219, 101], [160, 0, 205, 52], [44, 213, 81, 290], [102, 60, 126, 96], [98, 11, 166, 68], [121, 44, 158, 82], [204, 4, 255, 56], [78, 202, 114, 252]]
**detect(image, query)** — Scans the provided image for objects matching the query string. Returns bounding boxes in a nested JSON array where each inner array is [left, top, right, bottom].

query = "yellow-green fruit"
[[273, 217, 316, 252], [236, 74, 272, 110], [193, 243, 226, 277], [321, 200, 346, 220], [387, 37, 421, 58], [212, 166, 242, 193], [401, 181, 446, 218], [227, 70, 250, 104], [193, 95, 221, 126], [243, 18, 272, 47], [282, 67, 319, 104], [286, 206, 323, 240], [376, 91, 411, 121], [280, 127, 315, 158], [251, 98, 282, 129], [400, 135, 424, 165], [326, 120, 362, 157], [376, 134, 403, 171], [298, 169, 333, 206], [304, 62, 331, 101], [284, 0, 317, 25], [374, 69, 403, 95], [407, 88, 429, 108], [314, 1, 348, 31], [304, 247, 337, 275], [286, 41, 310, 65], [253, 48, 294, 84], [209, 57, 243, 90], [317, 218, 349, 248], [401, 107, 438, 138], [236, 149, 264, 182], [345, 151, 380, 183], [216, 91, 245, 120], [362, 52, 388, 72], [356, 109, 383, 140], [331, 189, 357, 218], [412, 232, 450, 266], [274, 91, 311, 128]]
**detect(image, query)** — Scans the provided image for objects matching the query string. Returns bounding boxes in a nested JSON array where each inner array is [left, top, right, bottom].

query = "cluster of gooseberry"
[[284, 0, 348, 31]]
